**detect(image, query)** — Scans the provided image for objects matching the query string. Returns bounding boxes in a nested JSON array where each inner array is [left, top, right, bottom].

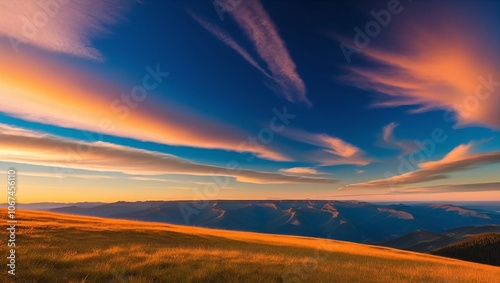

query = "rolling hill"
[[378, 225, 500, 253], [0, 209, 499, 282], [430, 233, 500, 266], [377, 229, 453, 252]]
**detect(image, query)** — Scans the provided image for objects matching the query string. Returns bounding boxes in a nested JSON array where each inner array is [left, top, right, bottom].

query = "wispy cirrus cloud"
[[342, 3, 500, 128], [16, 172, 116, 180], [190, 0, 309, 105], [0, 124, 339, 185], [189, 11, 270, 77], [0, 50, 287, 161], [8, 171, 214, 186], [348, 142, 500, 188], [282, 129, 371, 166], [381, 122, 416, 155], [0, 0, 133, 60]]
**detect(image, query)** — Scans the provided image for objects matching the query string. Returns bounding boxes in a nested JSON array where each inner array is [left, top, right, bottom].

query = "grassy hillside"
[[377, 230, 453, 252], [1, 209, 499, 283], [431, 233, 500, 266]]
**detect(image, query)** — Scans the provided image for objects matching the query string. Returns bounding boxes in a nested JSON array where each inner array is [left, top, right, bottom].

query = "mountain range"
[[43, 200, 500, 244]]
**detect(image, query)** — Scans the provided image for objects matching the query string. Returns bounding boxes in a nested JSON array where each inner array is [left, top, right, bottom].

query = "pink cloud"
[[381, 122, 417, 155], [279, 167, 329, 176], [190, 0, 309, 105], [188, 11, 270, 77], [342, 4, 500, 129], [0, 0, 132, 60], [282, 129, 371, 166]]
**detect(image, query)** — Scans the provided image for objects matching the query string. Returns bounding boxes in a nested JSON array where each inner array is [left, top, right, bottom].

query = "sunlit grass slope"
[[1, 209, 499, 282]]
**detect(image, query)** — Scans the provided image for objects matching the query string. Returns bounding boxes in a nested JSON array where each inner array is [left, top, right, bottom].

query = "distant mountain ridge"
[[378, 225, 500, 252], [46, 200, 500, 243]]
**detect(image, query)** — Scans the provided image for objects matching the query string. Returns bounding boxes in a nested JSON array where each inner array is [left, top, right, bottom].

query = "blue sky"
[[0, 0, 499, 202]]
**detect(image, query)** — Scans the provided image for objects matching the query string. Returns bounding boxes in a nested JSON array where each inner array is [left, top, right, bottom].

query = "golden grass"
[[0, 209, 499, 282]]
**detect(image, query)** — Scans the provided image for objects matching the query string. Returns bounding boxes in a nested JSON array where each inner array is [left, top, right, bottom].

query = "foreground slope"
[[1, 209, 499, 283]]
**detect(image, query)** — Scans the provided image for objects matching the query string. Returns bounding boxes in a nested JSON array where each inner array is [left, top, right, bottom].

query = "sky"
[[0, 0, 499, 203]]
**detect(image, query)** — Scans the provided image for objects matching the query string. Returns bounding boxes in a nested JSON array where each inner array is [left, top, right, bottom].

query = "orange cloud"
[[0, 0, 132, 60], [419, 143, 472, 170], [0, 49, 287, 161], [318, 135, 359, 158], [348, 142, 500, 188], [343, 4, 500, 128], [282, 129, 371, 166], [279, 167, 328, 176], [0, 124, 339, 185]]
